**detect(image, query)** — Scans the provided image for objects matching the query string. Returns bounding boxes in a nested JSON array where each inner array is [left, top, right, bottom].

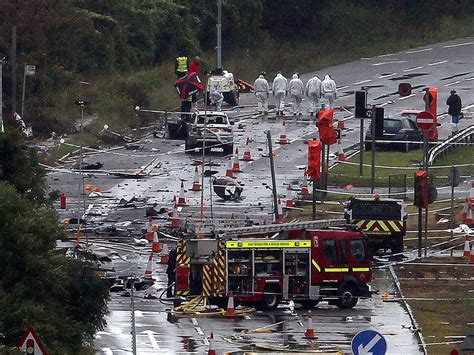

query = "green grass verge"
[[329, 146, 474, 188]]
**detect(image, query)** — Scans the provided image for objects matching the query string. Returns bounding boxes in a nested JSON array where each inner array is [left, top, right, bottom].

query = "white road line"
[[337, 85, 349, 90], [403, 66, 423, 72], [444, 42, 473, 48], [378, 73, 397, 79], [405, 48, 432, 54], [101, 348, 113, 355], [372, 60, 407, 66], [466, 77, 474, 81], [443, 80, 461, 87], [428, 60, 448, 66], [195, 327, 204, 336], [398, 93, 416, 101], [378, 53, 396, 57], [353, 79, 372, 85], [191, 317, 199, 326]]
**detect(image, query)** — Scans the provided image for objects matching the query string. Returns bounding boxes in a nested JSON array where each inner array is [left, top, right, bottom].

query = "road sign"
[[25, 64, 36, 76], [448, 166, 461, 187], [416, 111, 435, 131], [351, 330, 387, 355], [18, 327, 48, 355]]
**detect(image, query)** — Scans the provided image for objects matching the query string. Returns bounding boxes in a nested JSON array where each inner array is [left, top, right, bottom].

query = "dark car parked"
[[365, 115, 423, 152]]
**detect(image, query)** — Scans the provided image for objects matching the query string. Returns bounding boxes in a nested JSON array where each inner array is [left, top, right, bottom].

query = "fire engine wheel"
[[336, 285, 359, 309], [256, 286, 281, 310], [298, 300, 320, 310]]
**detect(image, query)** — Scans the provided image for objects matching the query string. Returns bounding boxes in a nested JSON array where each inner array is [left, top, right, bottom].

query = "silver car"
[[185, 111, 234, 154]]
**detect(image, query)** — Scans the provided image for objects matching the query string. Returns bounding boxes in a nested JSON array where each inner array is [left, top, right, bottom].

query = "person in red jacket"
[[188, 56, 201, 75], [188, 56, 202, 110]]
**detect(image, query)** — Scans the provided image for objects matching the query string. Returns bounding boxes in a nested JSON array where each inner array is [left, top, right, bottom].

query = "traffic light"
[[374, 107, 384, 139], [414, 170, 428, 209], [307, 140, 322, 180], [355, 90, 370, 118], [26, 339, 35, 354]]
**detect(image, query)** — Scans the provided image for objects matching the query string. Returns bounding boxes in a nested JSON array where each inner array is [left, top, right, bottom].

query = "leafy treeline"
[[0, 0, 473, 134], [0, 132, 110, 353]]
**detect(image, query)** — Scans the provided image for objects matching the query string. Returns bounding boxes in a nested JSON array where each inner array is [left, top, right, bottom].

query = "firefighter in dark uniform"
[[166, 249, 177, 297]]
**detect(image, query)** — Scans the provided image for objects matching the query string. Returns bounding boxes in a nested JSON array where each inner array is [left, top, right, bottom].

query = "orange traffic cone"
[[144, 253, 154, 279], [301, 172, 309, 196], [286, 184, 295, 207], [304, 310, 315, 339], [226, 291, 236, 318], [467, 207, 473, 225], [337, 119, 345, 129], [170, 202, 180, 229], [279, 134, 288, 145], [152, 231, 161, 253], [145, 216, 153, 241], [275, 199, 284, 223], [177, 181, 187, 206], [226, 159, 234, 178], [242, 141, 252, 161], [337, 139, 346, 161], [160, 243, 170, 264], [464, 239, 471, 258], [191, 166, 201, 191], [208, 332, 216, 355], [470, 244, 474, 264], [232, 147, 241, 172], [462, 198, 469, 222]]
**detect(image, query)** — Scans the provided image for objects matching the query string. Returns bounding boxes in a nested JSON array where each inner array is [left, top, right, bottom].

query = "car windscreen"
[[197, 115, 227, 125], [383, 119, 402, 130]]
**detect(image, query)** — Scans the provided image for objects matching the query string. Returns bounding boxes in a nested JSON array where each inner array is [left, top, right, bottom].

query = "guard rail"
[[428, 124, 474, 166]]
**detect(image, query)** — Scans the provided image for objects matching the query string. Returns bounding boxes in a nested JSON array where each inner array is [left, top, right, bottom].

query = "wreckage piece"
[[213, 176, 243, 201]]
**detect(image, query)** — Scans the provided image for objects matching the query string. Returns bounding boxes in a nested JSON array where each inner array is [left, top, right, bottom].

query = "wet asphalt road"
[[45, 37, 474, 354]]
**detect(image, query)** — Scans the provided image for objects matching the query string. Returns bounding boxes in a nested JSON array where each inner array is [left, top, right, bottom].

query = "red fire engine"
[[174, 220, 372, 310]]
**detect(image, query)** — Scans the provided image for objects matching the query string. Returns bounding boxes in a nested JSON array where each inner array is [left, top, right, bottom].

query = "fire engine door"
[[283, 250, 310, 299]]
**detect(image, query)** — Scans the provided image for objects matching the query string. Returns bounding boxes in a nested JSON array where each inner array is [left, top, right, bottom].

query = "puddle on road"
[[388, 73, 428, 81], [178, 335, 198, 352]]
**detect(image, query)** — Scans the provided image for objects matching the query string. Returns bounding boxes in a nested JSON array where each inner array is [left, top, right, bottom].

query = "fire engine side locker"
[[225, 240, 318, 304]]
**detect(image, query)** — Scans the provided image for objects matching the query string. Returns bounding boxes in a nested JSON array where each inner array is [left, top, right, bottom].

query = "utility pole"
[[370, 106, 376, 193], [11, 26, 17, 115], [216, 0, 222, 70], [266, 131, 279, 222]]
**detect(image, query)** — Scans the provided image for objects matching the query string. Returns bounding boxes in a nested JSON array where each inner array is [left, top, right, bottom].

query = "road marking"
[[377, 53, 396, 57], [191, 317, 199, 326], [101, 348, 113, 355], [141, 330, 159, 349], [428, 60, 448, 66], [465, 77, 474, 81], [195, 327, 204, 336], [135, 310, 143, 317], [372, 60, 407, 66], [337, 85, 349, 90], [378, 72, 397, 79], [443, 80, 461, 87], [403, 66, 423, 72], [353, 79, 372, 85], [405, 48, 432, 54], [444, 42, 473, 48], [398, 93, 416, 101]]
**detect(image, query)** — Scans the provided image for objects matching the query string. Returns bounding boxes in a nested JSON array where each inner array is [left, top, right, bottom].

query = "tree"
[[0, 182, 109, 353], [0, 131, 47, 203]]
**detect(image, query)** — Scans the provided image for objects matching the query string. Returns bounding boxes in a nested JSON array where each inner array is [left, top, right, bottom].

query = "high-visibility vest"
[[176, 57, 188, 73]]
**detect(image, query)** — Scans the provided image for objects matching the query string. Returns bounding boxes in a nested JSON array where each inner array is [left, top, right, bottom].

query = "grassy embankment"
[[329, 146, 474, 188], [45, 15, 474, 159], [395, 257, 474, 355]]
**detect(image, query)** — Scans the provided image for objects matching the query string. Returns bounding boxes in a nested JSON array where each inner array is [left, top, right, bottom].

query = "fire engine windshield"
[[351, 239, 366, 261]]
